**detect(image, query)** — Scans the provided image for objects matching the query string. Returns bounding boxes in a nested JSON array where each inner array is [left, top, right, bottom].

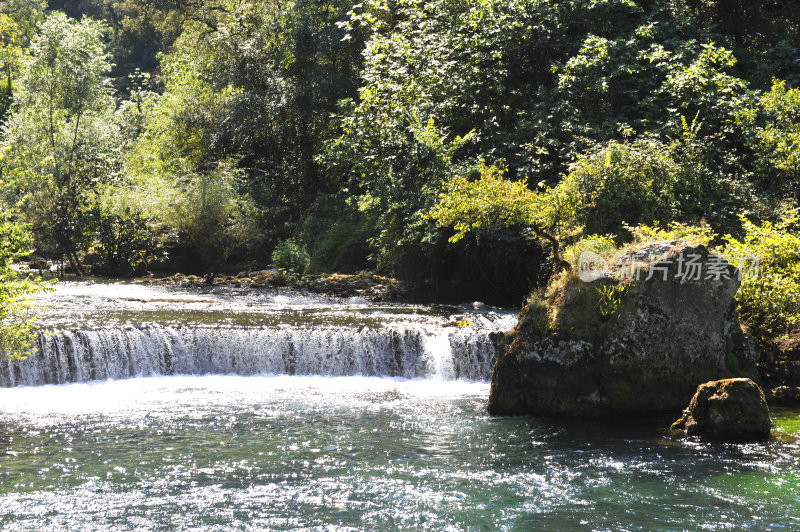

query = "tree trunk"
[[531, 227, 572, 272], [66, 246, 85, 277], [57, 233, 85, 277]]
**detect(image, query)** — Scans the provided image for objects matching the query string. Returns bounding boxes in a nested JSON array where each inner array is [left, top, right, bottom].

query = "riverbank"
[[17, 260, 406, 303], [140, 271, 404, 302]]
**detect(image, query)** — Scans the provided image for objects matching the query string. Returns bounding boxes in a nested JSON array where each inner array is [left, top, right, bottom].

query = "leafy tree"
[[673, 0, 800, 84], [272, 239, 310, 279], [115, 152, 258, 280], [122, 0, 363, 243], [0, 0, 45, 123], [0, 211, 50, 360], [0, 13, 117, 275], [169, 161, 256, 282], [738, 79, 800, 204], [561, 139, 679, 237], [429, 139, 720, 270], [86, 205, 163, 276], [721, 210, 800, 341], [429, 161, 577, 271], [326, 0, 765, 289]]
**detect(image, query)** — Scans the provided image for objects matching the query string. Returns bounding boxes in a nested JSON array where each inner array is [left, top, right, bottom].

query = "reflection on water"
[[0, 376, 798, 530]]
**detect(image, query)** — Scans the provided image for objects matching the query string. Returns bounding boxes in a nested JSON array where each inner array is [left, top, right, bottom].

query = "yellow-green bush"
[[721, 210, 800, 340], [563, 234, 617, 268], [623, 221, 715, 247], [0, 212, 51, 360]]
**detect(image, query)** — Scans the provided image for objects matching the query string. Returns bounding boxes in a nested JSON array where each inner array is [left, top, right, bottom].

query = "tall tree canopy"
[[0, 12, 117, 275]]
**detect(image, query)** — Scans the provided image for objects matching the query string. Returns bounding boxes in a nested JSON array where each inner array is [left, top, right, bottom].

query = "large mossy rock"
[[671, 378, 771, 441], [489, 243, 759, 416]]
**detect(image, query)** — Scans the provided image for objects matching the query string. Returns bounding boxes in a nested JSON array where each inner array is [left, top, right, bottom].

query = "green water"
[[1, 376, 798, 531]]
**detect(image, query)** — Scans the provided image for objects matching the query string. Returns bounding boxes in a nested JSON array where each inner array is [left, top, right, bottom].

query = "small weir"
[[1, 324, 503, 386], [1, 281, 515, 387]]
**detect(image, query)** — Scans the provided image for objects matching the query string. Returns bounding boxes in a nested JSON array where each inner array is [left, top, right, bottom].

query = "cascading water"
[[2, 282, 799, 530], [0, 325, 503, 387], [0, 281, 515, 387]]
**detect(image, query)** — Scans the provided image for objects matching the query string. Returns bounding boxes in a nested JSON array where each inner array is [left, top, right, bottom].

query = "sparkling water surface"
[[0, 376, 798, 531], [1, 281, 798, 530]]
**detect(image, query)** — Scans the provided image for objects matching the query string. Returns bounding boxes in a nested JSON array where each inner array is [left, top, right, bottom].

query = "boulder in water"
[[671, 378, 771, 441], [489, 243, 759, 416]]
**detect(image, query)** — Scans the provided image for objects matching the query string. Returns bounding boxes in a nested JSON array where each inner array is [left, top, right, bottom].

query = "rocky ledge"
[[141, 271, 403, 302], [489, 242, 759, 416]]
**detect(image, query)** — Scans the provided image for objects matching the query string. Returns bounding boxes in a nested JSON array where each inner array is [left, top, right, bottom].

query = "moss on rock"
[[671, 378, 771, 441], [489, 243, 760, 416]]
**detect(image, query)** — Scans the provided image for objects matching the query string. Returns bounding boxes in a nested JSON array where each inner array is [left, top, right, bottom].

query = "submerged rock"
[[671, 378, 771, 441], [766, 386, 800, 407], [489, 243, 759, 416]]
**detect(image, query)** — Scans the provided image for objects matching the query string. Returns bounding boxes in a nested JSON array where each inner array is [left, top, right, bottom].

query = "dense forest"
[[0, 0, 798, 314]]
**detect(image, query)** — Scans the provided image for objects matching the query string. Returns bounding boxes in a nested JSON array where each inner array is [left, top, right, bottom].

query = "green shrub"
[[561, 139, 679, 237], [737, 80, 800, 203], [624, 221, 715, 247], [306, 216, 371, 273], [87, 206, 163, 276], [0, 212, 52, 360], [271, 239, 310, 278], [596, 284, 628, 320], [563, 234, 617, 268], [720, 210, 800, 340]]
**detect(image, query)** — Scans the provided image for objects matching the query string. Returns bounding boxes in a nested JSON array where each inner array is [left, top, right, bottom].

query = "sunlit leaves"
[[721, 210, 800, 340], [0, 13, 117, 264], [429, 162, 549, 243], [0, 211, 51, 360], [738, 79, 800, 203]]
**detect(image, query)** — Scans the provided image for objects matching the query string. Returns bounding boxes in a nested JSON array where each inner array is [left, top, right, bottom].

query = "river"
[[0, 281, 798, 530]]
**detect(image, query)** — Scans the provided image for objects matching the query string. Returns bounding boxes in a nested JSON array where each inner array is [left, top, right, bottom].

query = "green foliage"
[[0, 0, 45, 123], [0, 211, 51, 360], [560, 139, 679, 237], [328, 0, 773, 287], [563, 222, 713, 273], [0, 0, 798, 317], [271, 239, 310, 279], [126, 0, 363, 242], [304, 214, 371, 274], [169, 161, 258, 276], [738, 80, 800, 203], [0, 12, 117, 273], [596, 284, 628, 320], [430, 134, 749, 280], [429, 162, 558, 243], [720, 210, 800, 341], [430, 140, 704, 268], [324, 0, 562, 276], [563, 234, 618, 268], [624, 221, 715, 247], [520, 289, 552, 337], [672, 0, 800, 84], [546, 271, 611, 340], [86, 205, 163, 276]]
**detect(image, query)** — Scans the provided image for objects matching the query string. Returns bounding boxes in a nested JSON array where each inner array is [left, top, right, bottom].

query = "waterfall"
[[0, 325, 504, 387]]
